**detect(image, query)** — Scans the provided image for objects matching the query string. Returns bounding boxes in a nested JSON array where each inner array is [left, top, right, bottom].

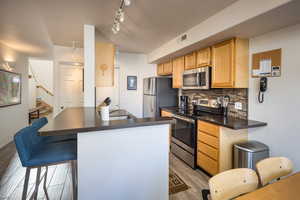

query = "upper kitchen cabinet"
[[196, 47, 211, 67], [157, 61, 173, 75], [184, 52, 196, 70], [163, 61, 173, 75], [157, 63, 164, 75], [212, 38, 249, 88], [172, 56, 185, 88]]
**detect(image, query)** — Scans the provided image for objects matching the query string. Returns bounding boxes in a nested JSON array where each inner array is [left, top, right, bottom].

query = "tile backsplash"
[[181, 88, 248, 119]]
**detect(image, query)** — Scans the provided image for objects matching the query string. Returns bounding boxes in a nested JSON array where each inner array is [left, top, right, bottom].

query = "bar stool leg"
[[33, 167, 41, 200], [43, 166, 50, 200], [22, 168, 31, 200], [71, 160, 78, 200]]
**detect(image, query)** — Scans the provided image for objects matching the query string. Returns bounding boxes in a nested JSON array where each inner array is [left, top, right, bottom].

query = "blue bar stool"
[[14, 126, 77, 200]]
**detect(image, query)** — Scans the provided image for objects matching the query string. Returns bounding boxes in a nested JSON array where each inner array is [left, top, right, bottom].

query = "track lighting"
[[111, 0, 131, 34], [124, 0, 131, 6]]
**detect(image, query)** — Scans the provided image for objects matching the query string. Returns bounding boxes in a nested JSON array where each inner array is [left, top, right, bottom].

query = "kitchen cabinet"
[[196, 47, 211, 67], [163, 61, 173, 75], [211, 38, 249, 88], [184, 52, 196, 70], [197, 120, 248, 175], [157, 63, 164, 75], [157, 61, 172, 76], [172, 56, 185, 88], [161, 110, 173, 146], [161, 110, 173, 117]]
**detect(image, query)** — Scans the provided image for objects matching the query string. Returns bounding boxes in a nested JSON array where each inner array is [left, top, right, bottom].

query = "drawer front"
[[161, 110, 173, 117], [198, 131, 219, 149], [198, 142, 218, 161], [198, 120, 219, 137], [197, 151, 218, 175]]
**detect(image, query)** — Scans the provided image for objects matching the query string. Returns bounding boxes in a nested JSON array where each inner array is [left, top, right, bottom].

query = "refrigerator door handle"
[[151, 98, 154, 112]]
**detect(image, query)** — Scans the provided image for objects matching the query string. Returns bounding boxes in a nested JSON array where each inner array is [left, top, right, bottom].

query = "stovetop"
[[161, 106, 268, 130]]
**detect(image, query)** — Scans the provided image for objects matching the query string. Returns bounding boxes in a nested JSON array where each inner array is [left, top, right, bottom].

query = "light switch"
[[235, 102, 243, 110]]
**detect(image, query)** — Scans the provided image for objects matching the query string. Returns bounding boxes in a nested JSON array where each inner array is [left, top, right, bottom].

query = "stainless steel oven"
[[171, 114, 196, 168], [182, 67, 211, 90]]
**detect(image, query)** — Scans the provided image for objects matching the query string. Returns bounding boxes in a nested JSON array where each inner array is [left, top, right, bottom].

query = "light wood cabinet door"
[[196, 47, 211, 67], [172, 56, 185, 88], [197, 151, 219, 175], [212, 39, 235, 88], [161, 110, 173, 117], [184, 52, 196, 70], [157, 63, 164, 75], [163, 61, 173, 75]]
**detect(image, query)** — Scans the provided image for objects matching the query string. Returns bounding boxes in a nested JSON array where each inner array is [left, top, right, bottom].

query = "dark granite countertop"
[[39, 107, 173, 136], [161, 107, 267, 130]]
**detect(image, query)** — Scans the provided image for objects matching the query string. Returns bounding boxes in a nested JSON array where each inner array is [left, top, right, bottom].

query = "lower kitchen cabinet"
[[197, 120, 248, 175], [161, 110, 173, 145]]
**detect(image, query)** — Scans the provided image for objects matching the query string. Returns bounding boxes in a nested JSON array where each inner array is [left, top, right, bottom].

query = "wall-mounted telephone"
[[258, 77, 268, 103]]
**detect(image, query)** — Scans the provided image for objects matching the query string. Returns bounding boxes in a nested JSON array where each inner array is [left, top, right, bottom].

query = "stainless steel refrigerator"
[[143, 77, 178, 118]]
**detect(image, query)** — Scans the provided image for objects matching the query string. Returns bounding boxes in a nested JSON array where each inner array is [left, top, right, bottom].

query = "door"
[[197, 47, 211, 67], [143, 95, 156, 118], [59, 66, 84, 111], [212, 39, 235, 88], [163, 61, 173, 75], [172, 57, 185, 88], [185, 52, 196, 70], [172, 116, 196, 149], [157, 64, 164, 75]]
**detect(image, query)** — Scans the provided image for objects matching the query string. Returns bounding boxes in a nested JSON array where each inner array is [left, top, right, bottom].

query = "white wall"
[[0, 43, 28, 148], [28, 66, 36, 109], [53, 45, 84, 116], [96, 52, 155, 118], [83, 24, 96, 107], [29, 59, 54, 92], [118, 53, 156, 117], [248, 23, 300, 171]]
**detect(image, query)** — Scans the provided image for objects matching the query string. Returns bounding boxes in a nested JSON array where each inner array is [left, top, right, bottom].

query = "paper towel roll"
[[100, 106, 110, 121]]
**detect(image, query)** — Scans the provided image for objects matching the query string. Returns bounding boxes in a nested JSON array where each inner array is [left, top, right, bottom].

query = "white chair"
[[202, 168, 259, 200], [256, 157, 293, 186]]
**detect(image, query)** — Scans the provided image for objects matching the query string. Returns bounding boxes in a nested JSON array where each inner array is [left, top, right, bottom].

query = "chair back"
[[256, 157, 293, 186], [209, 168, 259, 200], [30, 117, 48, 144], [31, 117, 48, 131], [14, 126, 38, 166]]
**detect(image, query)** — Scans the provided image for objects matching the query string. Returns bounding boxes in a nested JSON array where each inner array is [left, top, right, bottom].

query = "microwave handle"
[[197, 73, 201, 85]]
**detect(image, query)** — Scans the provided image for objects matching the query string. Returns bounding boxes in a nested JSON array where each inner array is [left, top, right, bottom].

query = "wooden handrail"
[[36, 85, 54, 96]]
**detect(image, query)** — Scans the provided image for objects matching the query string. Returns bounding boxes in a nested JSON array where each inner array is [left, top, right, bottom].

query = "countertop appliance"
[[182, 67, 211, 90], [170, 98, 224, 169], [143, 77, 178, 118], [180, 96, 189, 110]]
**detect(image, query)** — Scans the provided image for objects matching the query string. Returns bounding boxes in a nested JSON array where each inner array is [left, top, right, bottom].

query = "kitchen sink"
[[109, 115, 131, 120]]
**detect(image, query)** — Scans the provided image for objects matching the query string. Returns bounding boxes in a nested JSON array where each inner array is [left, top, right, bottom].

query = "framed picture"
[[127, 76, 137, 90], [0, 69, 22, 107]]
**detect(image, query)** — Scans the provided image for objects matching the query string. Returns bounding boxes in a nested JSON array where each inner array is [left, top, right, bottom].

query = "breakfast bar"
[[39, 107, 173, 200]]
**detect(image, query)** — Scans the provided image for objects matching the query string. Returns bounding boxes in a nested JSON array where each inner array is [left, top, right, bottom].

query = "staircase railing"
[[36, 85, 54, 96]]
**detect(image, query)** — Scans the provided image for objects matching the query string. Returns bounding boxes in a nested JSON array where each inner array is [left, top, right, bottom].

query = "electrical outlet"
[[235, 102, 243, 110]]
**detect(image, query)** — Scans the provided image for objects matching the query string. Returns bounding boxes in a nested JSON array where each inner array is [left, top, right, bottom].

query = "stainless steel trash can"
[[234, 141, 269, 170]]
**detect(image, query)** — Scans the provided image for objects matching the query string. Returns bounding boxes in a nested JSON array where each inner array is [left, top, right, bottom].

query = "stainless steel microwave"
[[182, 67, 211, 90]]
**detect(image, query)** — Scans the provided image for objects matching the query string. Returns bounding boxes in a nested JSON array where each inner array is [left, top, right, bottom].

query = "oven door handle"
[[173, 115, 195, 124]]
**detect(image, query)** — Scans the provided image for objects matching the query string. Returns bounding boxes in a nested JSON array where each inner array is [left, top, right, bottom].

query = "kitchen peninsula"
[[39, 107, 173, 200]]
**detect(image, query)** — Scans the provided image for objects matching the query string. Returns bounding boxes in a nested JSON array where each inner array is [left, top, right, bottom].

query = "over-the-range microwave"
[[182, 67, 211, 90]]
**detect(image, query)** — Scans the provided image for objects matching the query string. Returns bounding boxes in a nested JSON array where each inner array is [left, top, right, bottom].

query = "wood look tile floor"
[[0, 142, 209, 200]]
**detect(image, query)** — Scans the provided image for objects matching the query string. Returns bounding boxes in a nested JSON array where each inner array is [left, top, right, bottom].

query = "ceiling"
[[0, 0, 238, 57]]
